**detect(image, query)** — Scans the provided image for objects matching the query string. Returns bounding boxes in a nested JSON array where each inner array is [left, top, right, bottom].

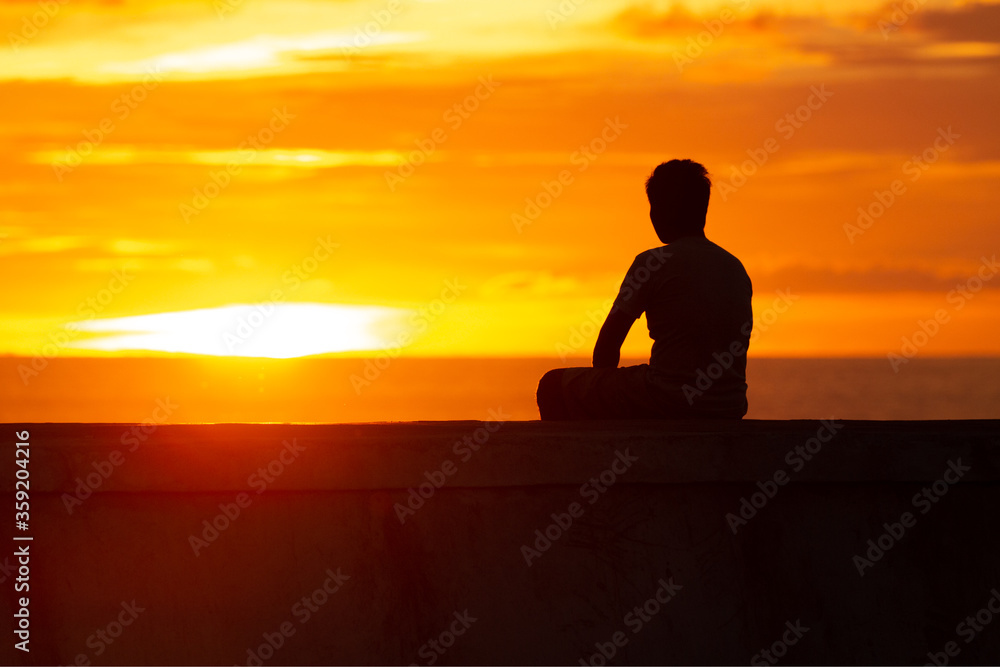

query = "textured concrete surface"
[[2, 420, 1000, 665]]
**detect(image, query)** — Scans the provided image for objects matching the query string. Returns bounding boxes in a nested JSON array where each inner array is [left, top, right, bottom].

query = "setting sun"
[[65, 303, 409, 358]]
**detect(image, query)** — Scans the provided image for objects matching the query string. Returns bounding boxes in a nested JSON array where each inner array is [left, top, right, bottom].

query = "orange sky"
[[1, 0, 999, 360]]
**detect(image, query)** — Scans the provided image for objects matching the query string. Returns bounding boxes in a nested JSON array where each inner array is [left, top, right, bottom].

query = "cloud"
[[98, 31, 424, 79], [611, 5, 830, 39], [28, 146, 406, 168], [909, 3, 1000, 43], [610, 1, 1000, 73], [753, 262, 1000, 294], [478, 271, 581, 298]]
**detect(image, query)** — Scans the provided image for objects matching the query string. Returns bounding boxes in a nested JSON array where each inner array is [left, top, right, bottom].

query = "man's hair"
[[644, 159, 711, 228]]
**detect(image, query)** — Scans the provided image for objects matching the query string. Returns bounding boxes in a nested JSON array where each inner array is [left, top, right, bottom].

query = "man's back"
[[613, 236, 753, 416]]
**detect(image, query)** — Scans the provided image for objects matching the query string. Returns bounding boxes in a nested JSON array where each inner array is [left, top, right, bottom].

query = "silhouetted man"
[[537, 159, 753, 420]]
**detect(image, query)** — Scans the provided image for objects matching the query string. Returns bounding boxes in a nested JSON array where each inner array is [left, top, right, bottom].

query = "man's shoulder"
[[631, 245, 673, 266], [692, 237, 748, 270]]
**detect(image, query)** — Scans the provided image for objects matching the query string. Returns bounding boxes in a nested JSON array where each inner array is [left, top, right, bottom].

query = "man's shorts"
[[536, 364, 747, 420]]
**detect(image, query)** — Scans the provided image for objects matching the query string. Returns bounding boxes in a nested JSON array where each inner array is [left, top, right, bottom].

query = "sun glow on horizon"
[[67, 304, 410, 358]]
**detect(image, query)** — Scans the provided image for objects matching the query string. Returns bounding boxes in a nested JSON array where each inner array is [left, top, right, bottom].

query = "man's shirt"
[[611, 235, 753, 416]]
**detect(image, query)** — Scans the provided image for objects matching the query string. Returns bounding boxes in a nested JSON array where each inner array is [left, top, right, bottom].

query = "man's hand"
[[593, 307, 635, 368]]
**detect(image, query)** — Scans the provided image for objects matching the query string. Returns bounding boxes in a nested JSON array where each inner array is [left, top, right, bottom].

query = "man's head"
[[645, 159, 711, 243]]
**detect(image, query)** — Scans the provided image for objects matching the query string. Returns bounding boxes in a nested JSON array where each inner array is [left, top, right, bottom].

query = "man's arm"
[[593, 307, 636, 368]]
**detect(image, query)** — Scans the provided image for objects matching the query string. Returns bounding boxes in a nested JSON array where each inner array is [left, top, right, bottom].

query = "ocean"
[[2, 356, 998, 423]]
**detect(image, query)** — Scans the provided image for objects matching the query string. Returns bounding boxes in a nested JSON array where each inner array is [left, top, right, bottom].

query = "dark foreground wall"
[[2, 420, 1000, 666]]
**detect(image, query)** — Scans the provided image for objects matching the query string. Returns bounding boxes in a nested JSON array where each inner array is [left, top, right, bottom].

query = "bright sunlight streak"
[[67, 303, 411, 358]]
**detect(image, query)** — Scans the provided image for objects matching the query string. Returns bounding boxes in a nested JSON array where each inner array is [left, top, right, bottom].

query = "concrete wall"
[[2, 419, 1000, 665]]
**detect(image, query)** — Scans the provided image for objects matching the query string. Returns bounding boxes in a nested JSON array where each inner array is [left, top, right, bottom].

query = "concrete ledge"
[[13, 420, 1000, 492], [3, 420, 1000, 665]]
